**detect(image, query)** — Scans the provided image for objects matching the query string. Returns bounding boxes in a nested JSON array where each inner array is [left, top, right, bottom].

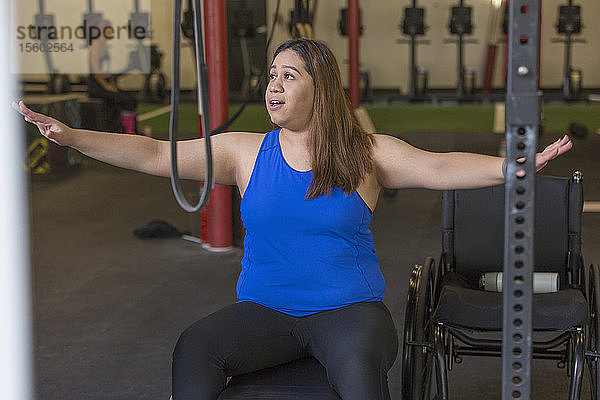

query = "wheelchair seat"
[[433, 271, 588, 330]]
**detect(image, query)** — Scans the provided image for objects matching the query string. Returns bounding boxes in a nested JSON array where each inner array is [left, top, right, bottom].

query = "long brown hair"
[[272, 38, 374, 200]]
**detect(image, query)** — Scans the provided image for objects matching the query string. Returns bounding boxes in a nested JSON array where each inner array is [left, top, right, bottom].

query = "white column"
[[1, 2, 33, 400]]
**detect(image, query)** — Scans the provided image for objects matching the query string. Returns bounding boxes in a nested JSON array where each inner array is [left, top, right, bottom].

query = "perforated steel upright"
[[502, 1, 541, 399]]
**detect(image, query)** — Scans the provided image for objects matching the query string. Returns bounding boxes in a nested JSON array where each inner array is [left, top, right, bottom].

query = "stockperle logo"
[[11, 0, 151, 75]]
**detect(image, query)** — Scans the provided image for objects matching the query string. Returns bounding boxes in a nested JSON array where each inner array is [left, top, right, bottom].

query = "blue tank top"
[[238, 129, 385, 317]]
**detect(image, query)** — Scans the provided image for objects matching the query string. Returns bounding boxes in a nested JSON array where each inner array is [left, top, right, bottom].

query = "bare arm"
[[373, 134, 572, 190], [13, 101, 239, 185]]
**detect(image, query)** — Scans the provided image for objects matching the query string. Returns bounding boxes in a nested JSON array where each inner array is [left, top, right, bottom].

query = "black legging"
[[172, 301, 398, 400]]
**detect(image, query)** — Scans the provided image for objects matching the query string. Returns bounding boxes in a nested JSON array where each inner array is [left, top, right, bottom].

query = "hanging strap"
[[169, 0, 214, 212]]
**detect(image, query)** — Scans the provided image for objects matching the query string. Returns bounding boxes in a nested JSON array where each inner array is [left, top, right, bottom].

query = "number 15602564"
[[19, 42, 74, 53]]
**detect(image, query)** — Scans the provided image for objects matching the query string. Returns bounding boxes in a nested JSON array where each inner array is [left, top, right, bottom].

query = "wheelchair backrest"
[[441, 174, 582, 285]]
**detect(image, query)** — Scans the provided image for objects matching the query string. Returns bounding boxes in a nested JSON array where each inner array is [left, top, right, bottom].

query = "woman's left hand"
[[535, 135, 573, 172]]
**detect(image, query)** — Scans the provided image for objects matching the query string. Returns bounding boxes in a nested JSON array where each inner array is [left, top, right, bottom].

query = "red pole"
[[483, 2, 503, 94], [202, 0, 232, 250], [483, 44, 497, 94], [348, 0, 360, 110]]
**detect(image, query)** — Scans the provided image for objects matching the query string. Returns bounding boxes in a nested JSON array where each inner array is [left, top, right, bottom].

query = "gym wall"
[[147, 0, 598, 93], [264, 0, 600, 91], [267, 0, 600, 90], [17, 1, 599, 93]]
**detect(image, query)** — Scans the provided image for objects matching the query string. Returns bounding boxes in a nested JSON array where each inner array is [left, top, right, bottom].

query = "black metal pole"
[[502, 0, 540, 399], [35, 0, 56, 75], [456, 0, 465, 98], [563, 32, 572, 97], [458, 33, 464, 97], [409, 0, 419, 98], [410, 35, 416, 97]]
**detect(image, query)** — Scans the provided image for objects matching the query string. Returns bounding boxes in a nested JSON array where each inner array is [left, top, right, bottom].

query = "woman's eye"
[[269, 74, 276, 80], [284, 73, 294, 80]]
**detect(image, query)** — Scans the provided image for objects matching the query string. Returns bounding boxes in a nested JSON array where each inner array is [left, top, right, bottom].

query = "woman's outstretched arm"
[[13, 101, 239, 184], [373, 133, 572, 190]]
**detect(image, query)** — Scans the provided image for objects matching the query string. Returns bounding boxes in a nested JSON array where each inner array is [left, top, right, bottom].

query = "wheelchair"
[[402, 171, 600, 400]]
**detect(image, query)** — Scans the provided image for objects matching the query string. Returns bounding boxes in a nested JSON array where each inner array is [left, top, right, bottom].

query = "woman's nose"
[[269, 78, 283, 92]]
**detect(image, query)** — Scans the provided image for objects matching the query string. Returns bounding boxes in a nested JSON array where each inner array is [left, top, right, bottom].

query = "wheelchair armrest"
[[567, 250, 585, 290], [439, 252, 454, 274]]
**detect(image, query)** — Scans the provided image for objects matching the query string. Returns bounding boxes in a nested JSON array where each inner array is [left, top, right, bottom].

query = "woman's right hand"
[[12, 101, 74, 146], [105, 83, 119, 93]]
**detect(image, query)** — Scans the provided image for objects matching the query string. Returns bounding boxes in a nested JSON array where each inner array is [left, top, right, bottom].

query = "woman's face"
[[265, 49, 315, 132]]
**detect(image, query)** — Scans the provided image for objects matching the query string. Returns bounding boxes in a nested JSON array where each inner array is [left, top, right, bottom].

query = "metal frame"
[[397, 0, 431, 100], [502, 1, 541, 398], [552, 0, 586, 99], [444, 0, 477, 99]]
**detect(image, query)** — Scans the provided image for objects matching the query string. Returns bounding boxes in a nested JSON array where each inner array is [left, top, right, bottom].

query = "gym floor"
[[30, 115, 600, 399]]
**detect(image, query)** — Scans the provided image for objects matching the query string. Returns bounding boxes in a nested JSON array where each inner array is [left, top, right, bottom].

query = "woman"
[[14, 38, 572, 400], [87, 19, 138, 133]]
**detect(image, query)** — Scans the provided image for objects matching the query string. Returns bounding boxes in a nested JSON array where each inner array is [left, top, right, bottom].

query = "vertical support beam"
[[203, 0, 232, 250], [196, 0, 210, 245], [347, 0, 360, 109], [409, 0, 418, 98], [483, 0, 505, 94], [409, 35, 416, 98], [503, 0, 509, 84], [538, 0, 542, 89], [1, 2, 33, 399], [456, 0, 465, 98], [502, 1, 540, 399]]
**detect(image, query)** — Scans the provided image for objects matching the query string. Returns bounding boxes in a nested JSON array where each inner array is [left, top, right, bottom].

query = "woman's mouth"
[[269, 99, 285, 111]]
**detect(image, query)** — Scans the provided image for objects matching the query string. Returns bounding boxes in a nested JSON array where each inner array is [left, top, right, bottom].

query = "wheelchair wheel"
[[402, 258, 435, 400], [588, 264, 600, 400]]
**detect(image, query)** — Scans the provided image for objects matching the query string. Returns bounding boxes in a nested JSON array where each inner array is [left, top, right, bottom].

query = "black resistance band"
[[170, 0, 213, 212]]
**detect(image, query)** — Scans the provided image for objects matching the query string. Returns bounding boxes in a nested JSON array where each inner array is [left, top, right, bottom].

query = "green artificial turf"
[[137, 102, 600, 136], [364, 104, 495, 133], [137, 103, 271, 136], [541, 104, 600, 134]]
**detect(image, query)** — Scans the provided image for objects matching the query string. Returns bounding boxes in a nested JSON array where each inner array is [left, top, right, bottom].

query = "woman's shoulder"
[[220, 131, 267, 149], [371, 133, 410, 159], [220, 132, 272, 192], [369, 134, 415, 180], [371, 133, 404, 145], [214, 131, 268, 164]]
